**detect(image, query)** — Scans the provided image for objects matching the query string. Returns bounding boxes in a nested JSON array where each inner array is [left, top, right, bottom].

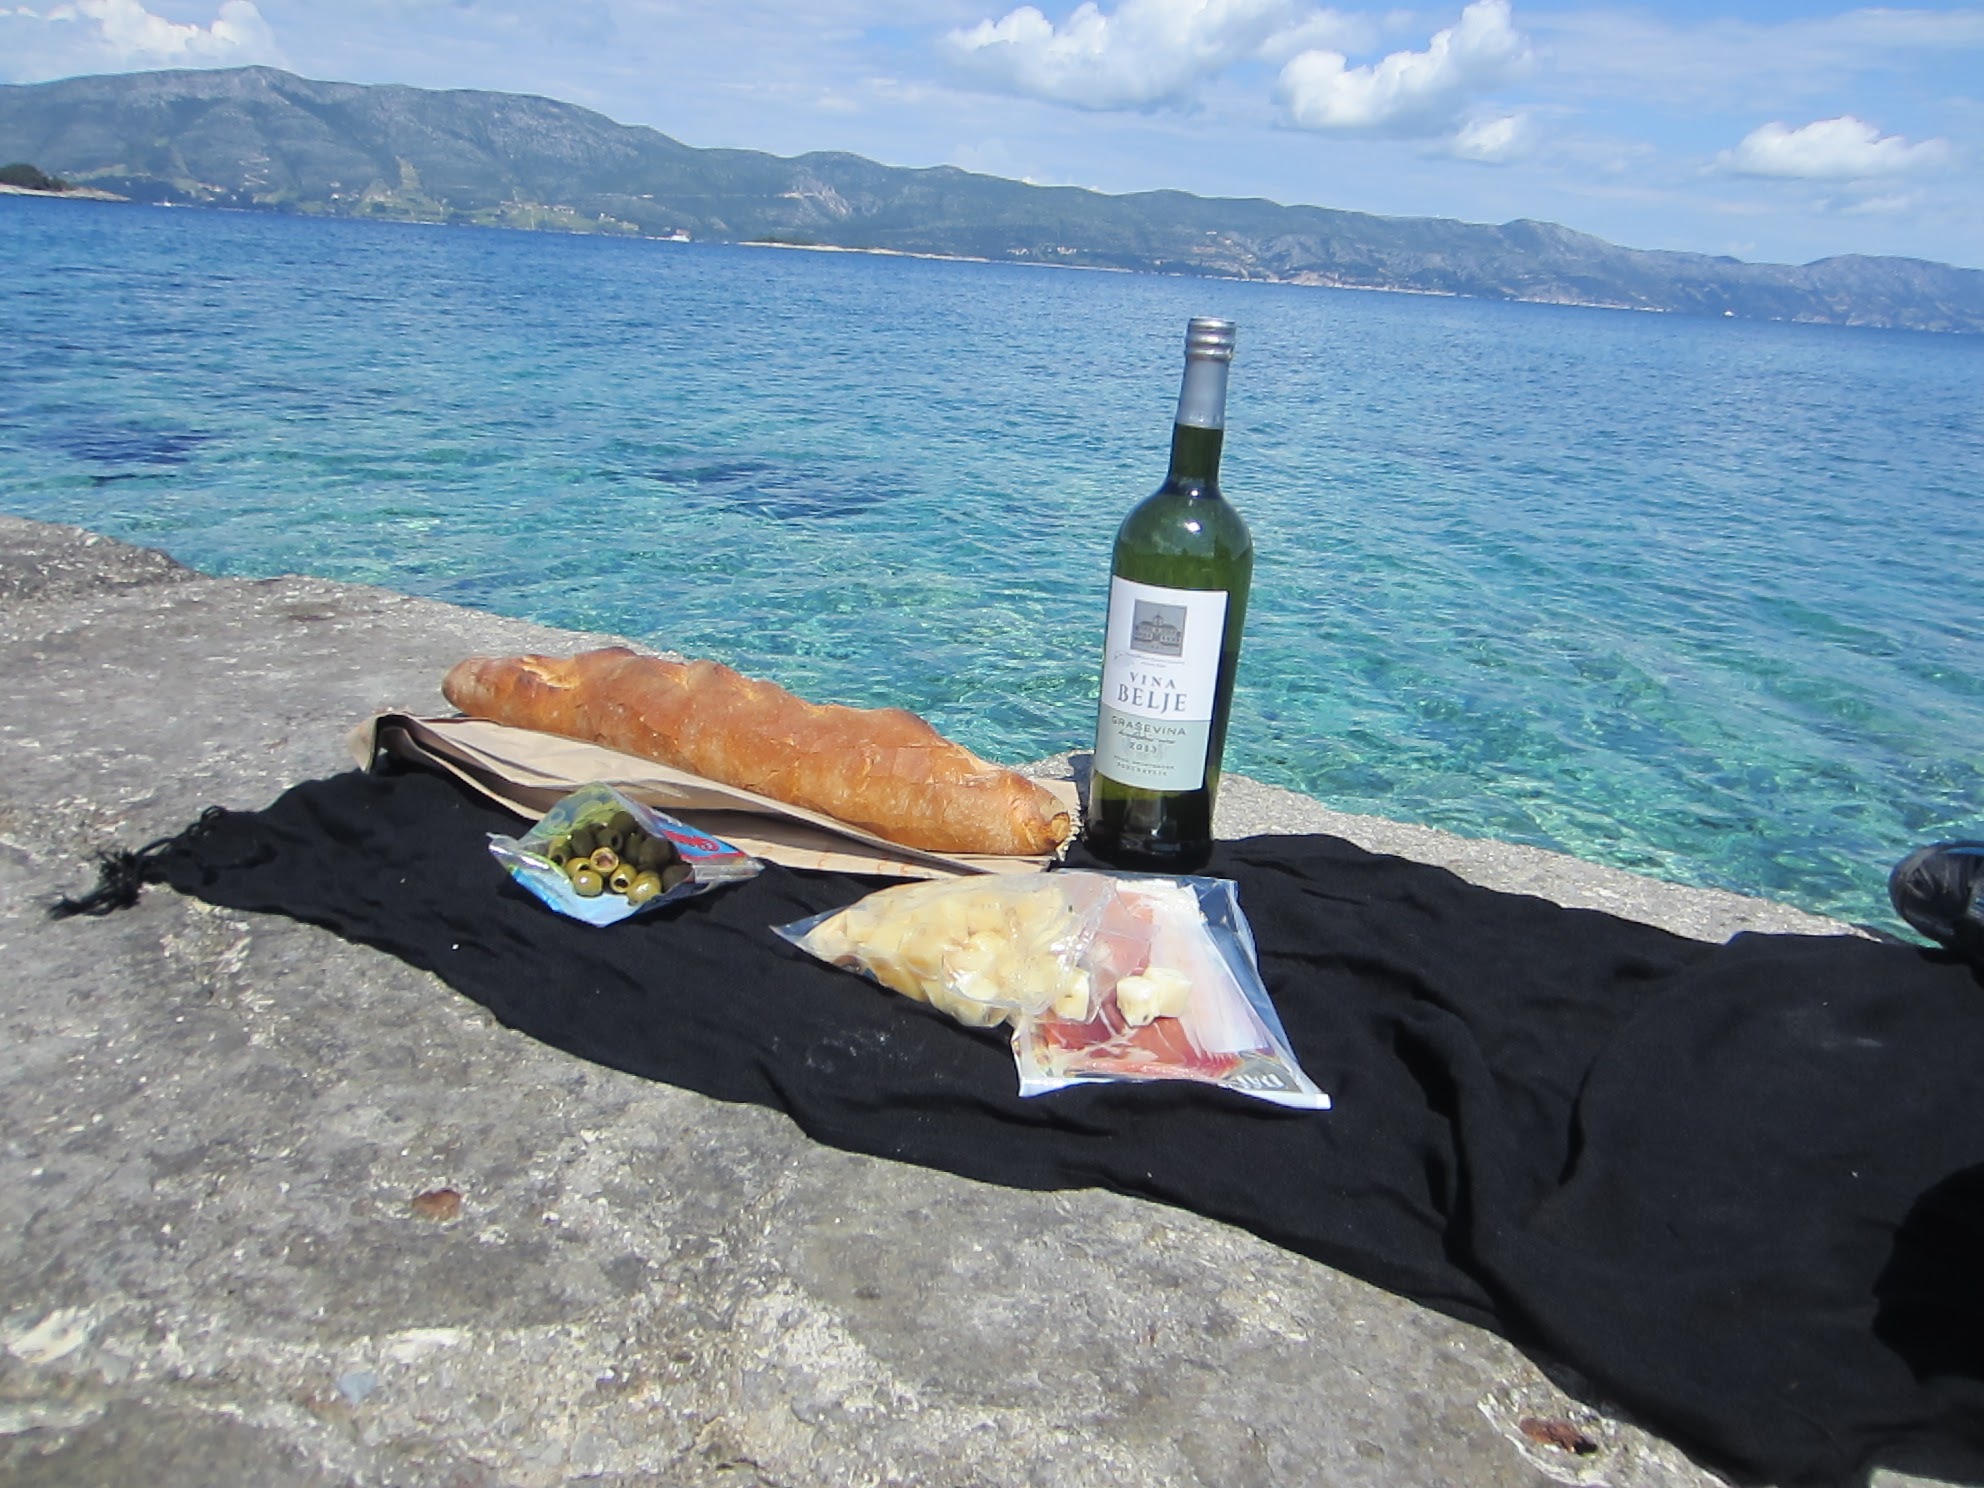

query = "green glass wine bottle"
[[1085, 316, 1253, 872]]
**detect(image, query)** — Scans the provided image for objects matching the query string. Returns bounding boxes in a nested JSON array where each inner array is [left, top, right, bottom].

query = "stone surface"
[[0, 517, 1940, 1487]]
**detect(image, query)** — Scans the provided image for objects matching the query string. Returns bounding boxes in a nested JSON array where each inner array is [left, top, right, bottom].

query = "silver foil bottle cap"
[[1184, 317, 1236, 362]]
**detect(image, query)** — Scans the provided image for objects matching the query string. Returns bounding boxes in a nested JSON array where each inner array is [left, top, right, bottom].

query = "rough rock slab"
[[0, 517, 1933, 1488]]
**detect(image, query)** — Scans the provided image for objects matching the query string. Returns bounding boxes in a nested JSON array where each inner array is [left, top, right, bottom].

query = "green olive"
[[567, 825, 598, 857], [608, 863, 637, 895], [659, 862, 692, 893], [589, 846, 620, 874], [569, 866, 605, 897], [624, 871, 664, 905], [606, 810, 638, 838]]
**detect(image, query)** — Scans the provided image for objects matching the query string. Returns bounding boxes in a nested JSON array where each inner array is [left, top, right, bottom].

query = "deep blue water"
[[5, 196, 1980, 930]]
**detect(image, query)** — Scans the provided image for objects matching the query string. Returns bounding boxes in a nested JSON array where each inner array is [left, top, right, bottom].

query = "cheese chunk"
[[801, 874, 1107, 1024], [1114, 966, 1194, 1027]]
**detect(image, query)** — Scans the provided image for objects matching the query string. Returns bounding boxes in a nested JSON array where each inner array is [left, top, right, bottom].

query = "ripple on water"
[[3, 200, 1981, 931]]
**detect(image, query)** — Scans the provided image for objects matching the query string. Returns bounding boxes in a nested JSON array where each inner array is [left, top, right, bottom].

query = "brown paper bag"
[[349, 713, 1077, 880]]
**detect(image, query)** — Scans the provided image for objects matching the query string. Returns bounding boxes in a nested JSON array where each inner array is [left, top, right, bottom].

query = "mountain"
[[4, 65, 1981, 333]]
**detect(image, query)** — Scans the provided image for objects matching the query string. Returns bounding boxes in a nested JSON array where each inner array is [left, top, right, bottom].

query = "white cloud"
[[1838, 190, 1925, 217], [1276, 0, 1531, 136], [1529, 7, 1984, 112], [942, 0, 1311, 110], [1808, 8, 1984, 52], [1254, 8, 1376, 65], [3, 0, 282, 79], [1720, 116, 1952, 181], [1450, 110, 1528, 163]]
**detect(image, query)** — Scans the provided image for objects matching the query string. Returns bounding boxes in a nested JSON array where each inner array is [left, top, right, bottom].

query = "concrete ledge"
[[0, 517, 1918, 1488]]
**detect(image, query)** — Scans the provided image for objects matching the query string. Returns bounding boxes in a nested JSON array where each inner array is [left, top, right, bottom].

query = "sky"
[[4, 0, 1983, 269]]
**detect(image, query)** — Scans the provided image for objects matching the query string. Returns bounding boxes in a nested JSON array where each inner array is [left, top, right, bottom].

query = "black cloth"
[[146, 767, 1984, 1487]]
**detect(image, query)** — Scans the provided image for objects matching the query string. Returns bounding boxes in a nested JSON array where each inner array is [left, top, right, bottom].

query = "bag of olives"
[[488, 783, 761, 926]]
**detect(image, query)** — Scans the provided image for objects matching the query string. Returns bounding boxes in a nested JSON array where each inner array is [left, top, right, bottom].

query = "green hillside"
[[4, 65, 1980, 332]]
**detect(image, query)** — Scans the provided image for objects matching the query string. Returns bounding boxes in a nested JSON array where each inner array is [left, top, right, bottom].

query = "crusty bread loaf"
[[441, 648, 1073, 857]]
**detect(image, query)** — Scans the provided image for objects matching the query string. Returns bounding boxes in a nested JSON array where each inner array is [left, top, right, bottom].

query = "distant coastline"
[[739, 238, 1698, 308], [4, 65, 1981, 332], [742, 239, 1141, 275], [0, 181, 125, 201]]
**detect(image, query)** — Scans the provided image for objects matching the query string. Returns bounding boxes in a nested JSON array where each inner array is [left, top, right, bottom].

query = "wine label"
[[1093, 576, 1229, 792]]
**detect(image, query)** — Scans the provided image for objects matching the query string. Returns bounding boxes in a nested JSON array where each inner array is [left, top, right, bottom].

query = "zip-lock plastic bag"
[[489, 783, 760, 926], [1012, 875, 1328, 1109], [776, 872, 1117, 1027], [777, 870, 1329, 1109]]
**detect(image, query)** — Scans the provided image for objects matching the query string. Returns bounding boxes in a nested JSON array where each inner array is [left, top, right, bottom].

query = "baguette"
[[441, 648, 1074, 857]]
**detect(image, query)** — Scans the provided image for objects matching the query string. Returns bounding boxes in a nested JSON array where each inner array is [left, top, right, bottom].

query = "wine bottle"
[[1085, 316, 1253, 872]]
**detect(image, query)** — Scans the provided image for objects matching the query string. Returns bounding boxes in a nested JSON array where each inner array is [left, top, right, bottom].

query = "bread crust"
[[441, 648, 1073, 857]]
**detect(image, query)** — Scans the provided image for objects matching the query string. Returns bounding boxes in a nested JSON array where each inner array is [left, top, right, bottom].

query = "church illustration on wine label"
[[1129, 601, 1187, 658]]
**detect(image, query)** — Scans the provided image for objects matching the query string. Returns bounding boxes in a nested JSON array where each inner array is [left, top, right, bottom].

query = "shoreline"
[[12, 192, 1964, 329], [0, 180, 127, 201], [3, 514, 1853, 943]]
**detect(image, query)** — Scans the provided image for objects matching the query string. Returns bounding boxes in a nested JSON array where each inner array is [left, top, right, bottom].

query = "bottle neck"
[[1168, 354, 1229, 489], [1168, 423, 1225, 488]]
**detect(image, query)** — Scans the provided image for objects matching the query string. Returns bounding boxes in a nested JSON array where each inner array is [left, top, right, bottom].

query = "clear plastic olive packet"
[[487, 783, 761, 926]]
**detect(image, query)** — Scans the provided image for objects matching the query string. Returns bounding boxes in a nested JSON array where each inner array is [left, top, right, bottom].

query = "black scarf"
[[103, 766, 1984, 1487]]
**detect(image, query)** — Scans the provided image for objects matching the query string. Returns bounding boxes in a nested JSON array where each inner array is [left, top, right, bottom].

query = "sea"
[[4, 195, 1980, 933]]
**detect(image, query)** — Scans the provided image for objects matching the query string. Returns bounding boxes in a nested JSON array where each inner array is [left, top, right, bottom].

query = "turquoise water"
[[5, 196, 1981, 930]]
